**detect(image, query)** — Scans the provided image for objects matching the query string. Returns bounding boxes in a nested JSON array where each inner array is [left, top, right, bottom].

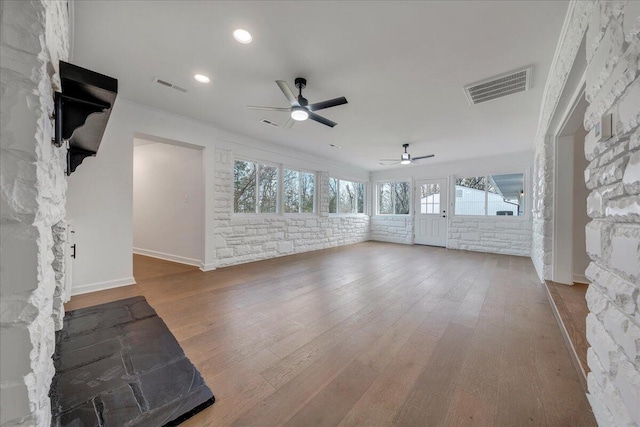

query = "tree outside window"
[[329, 177, 366, 214], [258, 164, 278, 213], [234, 160, 278, 214], [378, 181, 410, 215], [284, 169, 315, 213], [234, 160, 256, 213]]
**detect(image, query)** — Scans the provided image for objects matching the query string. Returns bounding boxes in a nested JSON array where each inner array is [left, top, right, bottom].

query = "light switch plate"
[[595, 113, 612, 142]]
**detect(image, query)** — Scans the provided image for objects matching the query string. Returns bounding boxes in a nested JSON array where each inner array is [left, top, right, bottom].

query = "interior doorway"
[[553, 91, 590, 285], [414, 178, 448, 247], [132, 137, 204, 277]]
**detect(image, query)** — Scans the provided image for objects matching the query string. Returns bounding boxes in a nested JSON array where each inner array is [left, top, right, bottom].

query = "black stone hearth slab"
[[50, 296, 215, 426]]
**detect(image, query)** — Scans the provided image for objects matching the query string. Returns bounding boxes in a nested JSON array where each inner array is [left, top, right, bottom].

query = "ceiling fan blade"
[[308, 111, 337, 128], [411, 154, 435, 161], [379, 160, 400, 165], [378, 159, 400, 162], [276, 80, 299, 106], [307, 96, 348, 112], [283, 117, 295, 129], [247, 105, 291, 111]]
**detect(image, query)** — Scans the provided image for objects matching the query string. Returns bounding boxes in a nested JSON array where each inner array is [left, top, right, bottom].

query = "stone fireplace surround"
[[1, 1, 70, 425]]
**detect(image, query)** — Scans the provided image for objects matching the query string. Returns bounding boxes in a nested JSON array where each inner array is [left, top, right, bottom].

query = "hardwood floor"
[[66, 243, 596, 426], [133, 253, 198, 281], [545, 281, 590, 387]]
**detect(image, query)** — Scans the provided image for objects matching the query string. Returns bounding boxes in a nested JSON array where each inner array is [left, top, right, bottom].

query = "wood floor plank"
[[546, 280, 590, 379], [284, 359, 378, 427], [442, 387, 497, 427], [393, 323, 475, 426], [337, 326, 440, 426], [232, 328, 380, 426], [183, 349, 280, 426], [65, 242, 596, 427], [495, 313, 547, 426]]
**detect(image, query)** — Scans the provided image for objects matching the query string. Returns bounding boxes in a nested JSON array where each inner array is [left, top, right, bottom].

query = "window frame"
[[328, 176, 367, 216], [376, 180, 412, 216], [283, 167, 317, 216], [452, 172, 528, 219], [233, 157, 281, 216]]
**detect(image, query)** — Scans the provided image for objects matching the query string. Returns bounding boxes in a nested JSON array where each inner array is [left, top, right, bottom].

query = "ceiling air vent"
[[260, 119, 280, 127], [153, 77, 187, 93], [464, 66, 532, 105]]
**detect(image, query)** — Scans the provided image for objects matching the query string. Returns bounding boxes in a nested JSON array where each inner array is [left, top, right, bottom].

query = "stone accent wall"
[[0, 1, 69, 425], [369, 214, 532, 257], [448, 217, 532, 256], [531, 0, 595, 280], [370, 216, 413, 244], [532, 1, 595, 281], [581, 2, 640, 425], [213, 149, 369, 268]]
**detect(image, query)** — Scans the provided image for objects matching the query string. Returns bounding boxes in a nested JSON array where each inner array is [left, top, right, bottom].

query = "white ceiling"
[[72, 0, 568, 171]]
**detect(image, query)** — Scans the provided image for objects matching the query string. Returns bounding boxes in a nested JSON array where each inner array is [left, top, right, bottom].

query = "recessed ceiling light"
[[233, 29, 252, 44], [194, 74, 210, 83]]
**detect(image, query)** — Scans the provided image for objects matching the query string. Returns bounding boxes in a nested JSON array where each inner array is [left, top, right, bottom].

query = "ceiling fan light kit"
[[247, 77, 347, 128], [291, 106, 309, 121]]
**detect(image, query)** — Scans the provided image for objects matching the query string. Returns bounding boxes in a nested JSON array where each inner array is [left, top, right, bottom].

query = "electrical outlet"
[[184, 194, 189, 204]]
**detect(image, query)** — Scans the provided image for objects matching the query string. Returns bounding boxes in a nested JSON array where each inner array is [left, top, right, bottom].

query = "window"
[[284, 169, 315, 213], [420, 183, 440, 214], [234, 160, 278, 213], [378, 181, 410, 215], [329, 177, 366, 214], [455, 173, 524, 216]]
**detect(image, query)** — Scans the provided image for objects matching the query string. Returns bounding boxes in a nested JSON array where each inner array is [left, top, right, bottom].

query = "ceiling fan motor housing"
[[401, 153, 411, 161], [294, 77, 307, 89]]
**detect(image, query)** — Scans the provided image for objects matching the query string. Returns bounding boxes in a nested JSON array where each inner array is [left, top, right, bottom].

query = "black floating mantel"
[[53, 61, 118, 175]]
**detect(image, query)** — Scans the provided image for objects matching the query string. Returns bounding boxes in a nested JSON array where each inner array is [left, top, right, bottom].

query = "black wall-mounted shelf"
[[53, 61, 118, 175]]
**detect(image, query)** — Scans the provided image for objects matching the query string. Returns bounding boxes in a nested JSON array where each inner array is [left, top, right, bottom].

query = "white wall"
[[554, 134, 576, 284], [133, 141, 203, 266], [369, 151, 534, 256], [66, 99, 369, 293], [572, 125, 590, 283]]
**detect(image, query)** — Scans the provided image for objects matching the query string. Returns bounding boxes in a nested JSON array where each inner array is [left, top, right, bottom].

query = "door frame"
[[551, 79, 587, 284], [414, 177, 449, 247]]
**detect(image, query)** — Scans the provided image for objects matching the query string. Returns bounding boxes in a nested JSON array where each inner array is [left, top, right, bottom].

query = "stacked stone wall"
[[213, 150, 370, 268], [0, 1, 69, 425], [581, 2, 640, 425], [448, 217, 532, 256]]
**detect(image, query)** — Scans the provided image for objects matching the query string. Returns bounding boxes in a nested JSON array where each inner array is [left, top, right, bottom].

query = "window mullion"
[[298, 170, 303, 214], [484, 175, 488, 216], [255, 163, 260, 214]]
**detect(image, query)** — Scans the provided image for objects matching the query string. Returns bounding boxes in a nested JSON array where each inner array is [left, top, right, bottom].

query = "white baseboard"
[[200, 263, 216, 272], [573, 274, 589, 284], [71, 277, 136, 296], [369, 236, 412, 245], [133, 247, 201, 267]]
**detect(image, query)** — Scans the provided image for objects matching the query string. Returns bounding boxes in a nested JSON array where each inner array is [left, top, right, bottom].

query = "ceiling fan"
[[248, 78, 347, 128], [379, 144, 435, 165]]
